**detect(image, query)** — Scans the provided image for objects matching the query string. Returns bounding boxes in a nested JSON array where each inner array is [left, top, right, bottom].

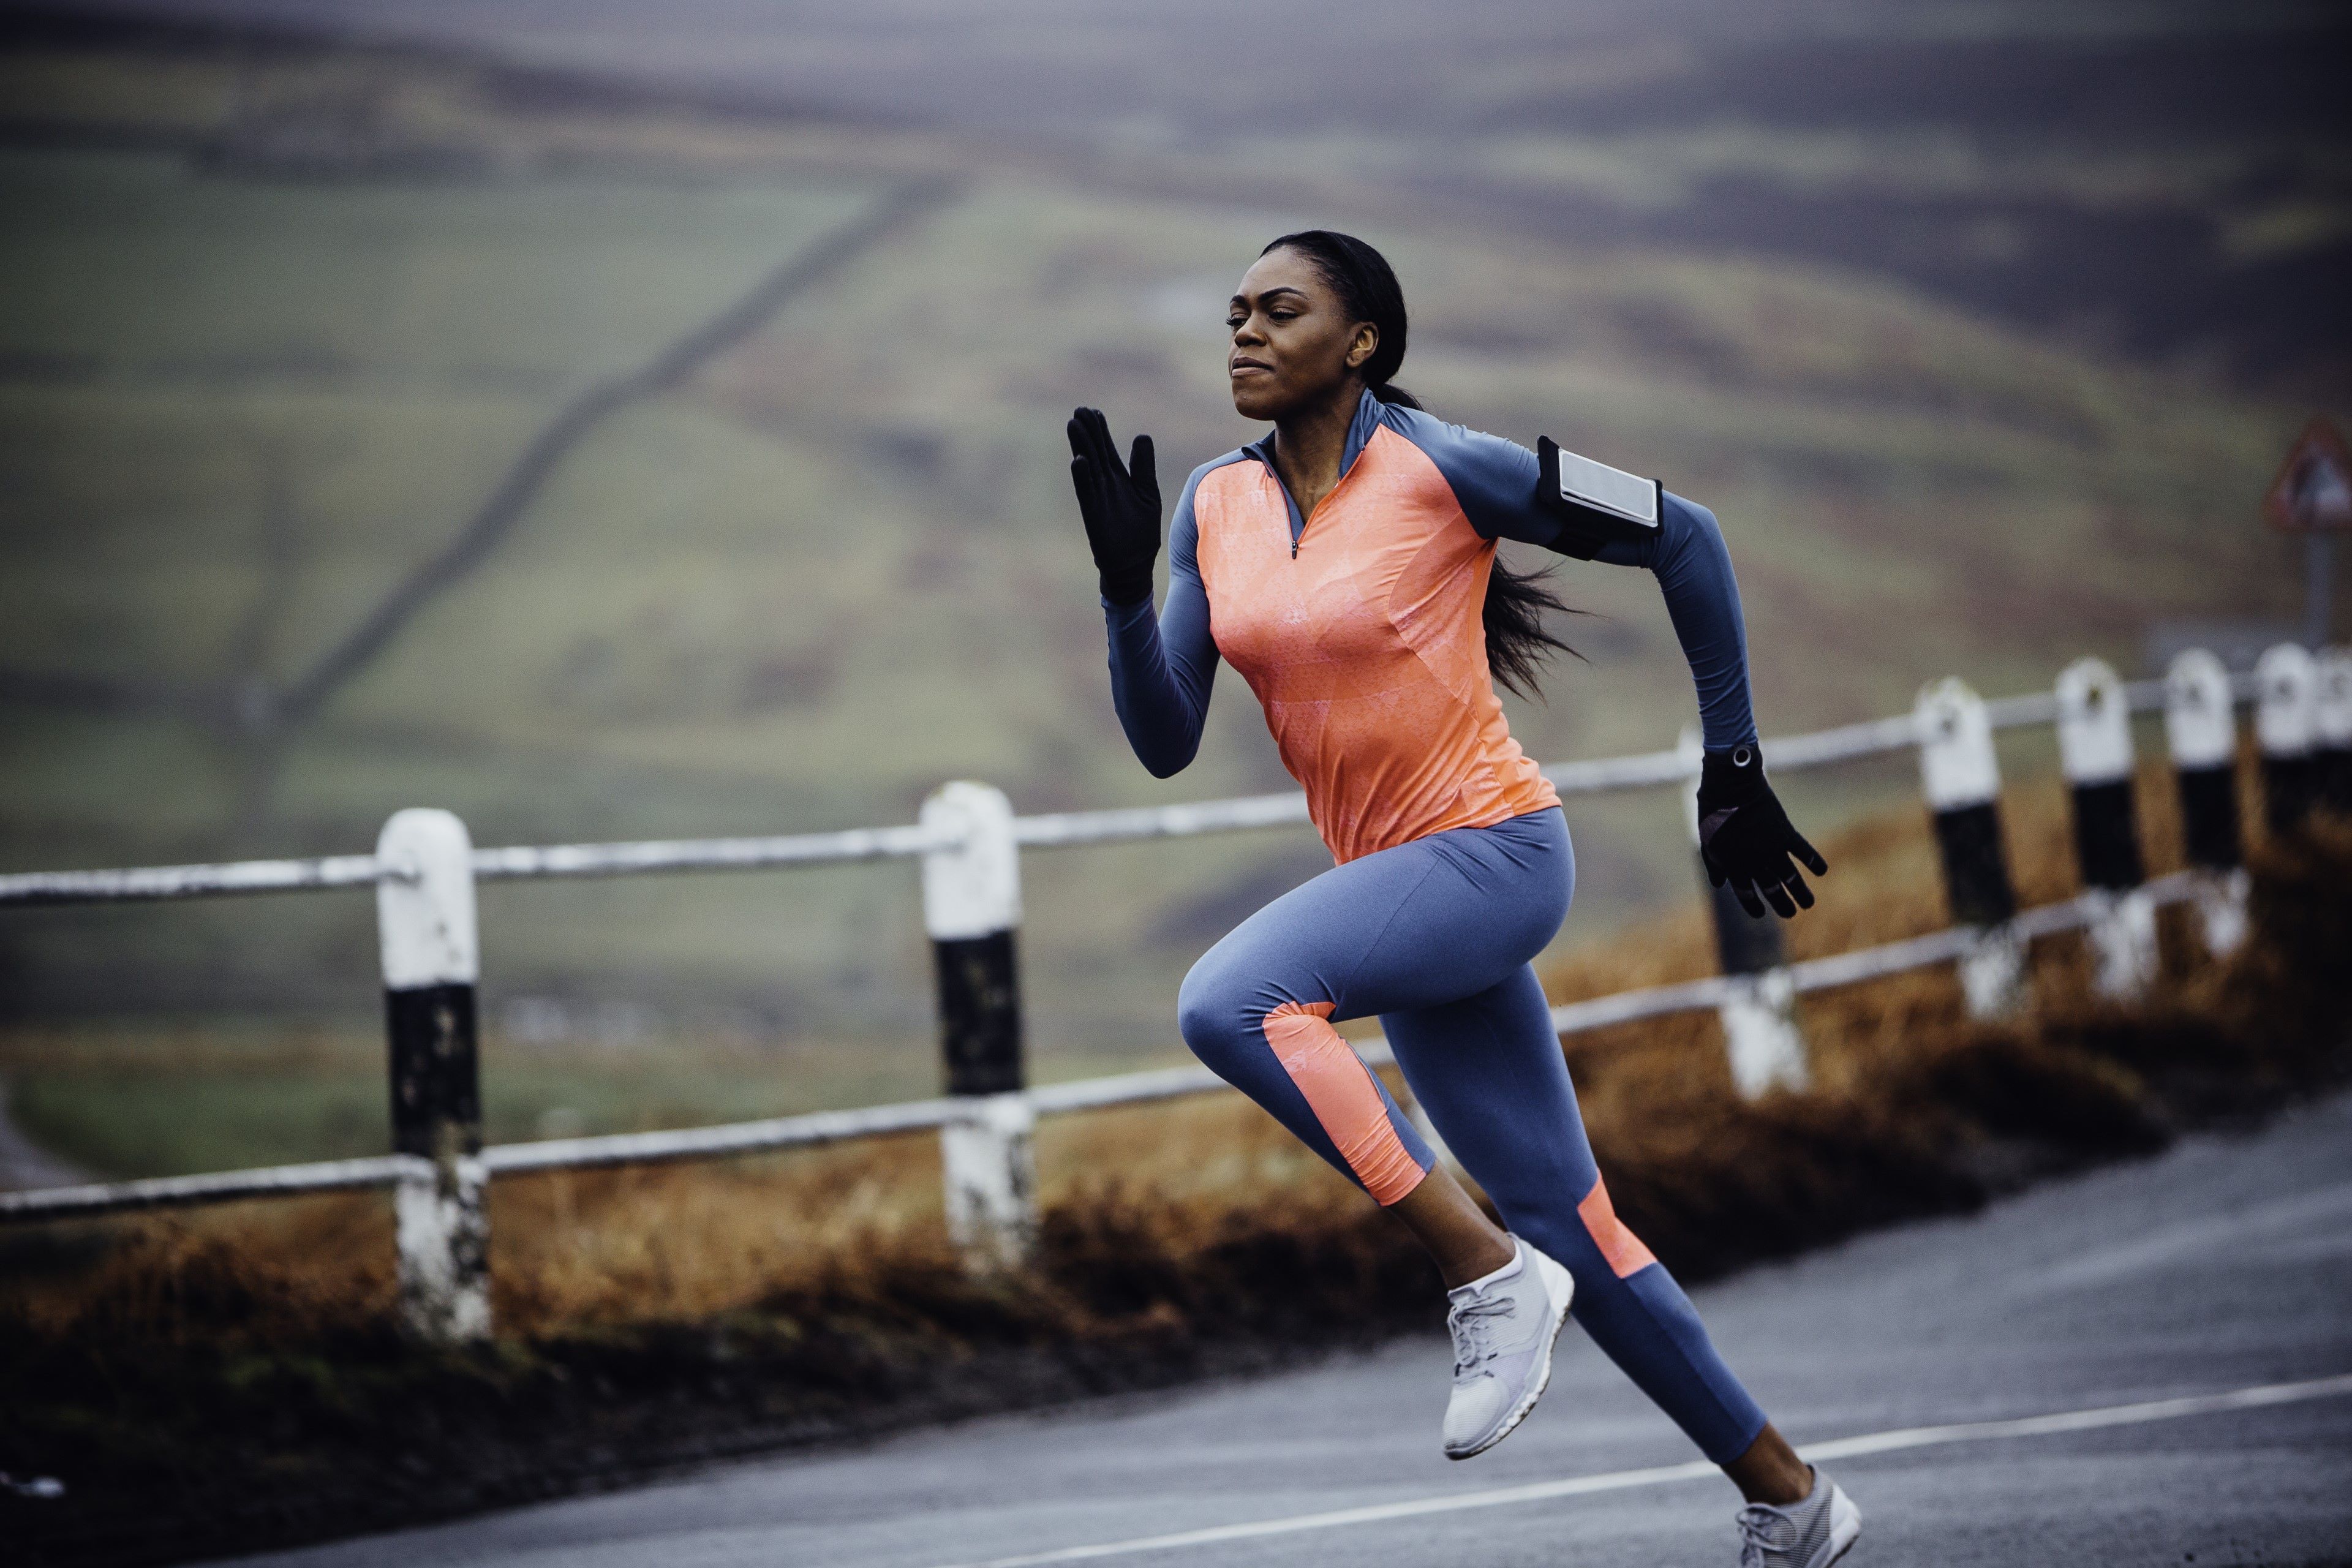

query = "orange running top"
[[1188, 423, 1559, 864], [1101, 388, 1757, 865]]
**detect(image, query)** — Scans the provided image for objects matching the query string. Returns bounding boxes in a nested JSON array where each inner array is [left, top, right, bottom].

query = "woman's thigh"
[[1183, 809, 1572, 1023]]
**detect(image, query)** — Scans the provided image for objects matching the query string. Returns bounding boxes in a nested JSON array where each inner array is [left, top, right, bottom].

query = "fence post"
[[2164, 649, 2248, 957], [2314, 647, 2352, 815], [2255, 643, 2320, 837], [919, 781, 1037, 1270], [376, 808, 491, 1344], [1917, 677, 2022, 1017], [1681, 729, 1806, 1096], [2055, 658, 2155, 1000]]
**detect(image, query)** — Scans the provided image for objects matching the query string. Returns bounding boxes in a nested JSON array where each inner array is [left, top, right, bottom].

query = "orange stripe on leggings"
[[1577, 1171, 1659, 1278], [1262, 1000, 1427, 1205]]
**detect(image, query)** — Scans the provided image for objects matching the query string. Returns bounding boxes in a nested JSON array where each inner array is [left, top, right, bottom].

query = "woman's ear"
[[1344, 322, 1378, 372]]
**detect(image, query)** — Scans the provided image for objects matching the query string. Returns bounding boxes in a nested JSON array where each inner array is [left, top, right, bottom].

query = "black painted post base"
[[1932, 802, 2019, 930], [2321, 747, 2352, 816], [934, 930, 1023, 1097], [2068, 780, 2144, 893], [2176, 765, 2244, 874], [2263, 756, 2322, 840]]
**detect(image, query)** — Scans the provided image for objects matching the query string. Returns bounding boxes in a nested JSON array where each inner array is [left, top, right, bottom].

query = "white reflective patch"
[[2165, 649, 2236, 769], [375, 808, 478, 988], [2255, 643, 2318, 757], [2056, 657, 2134, 785], [1916, 676, 2000, 809], [1554, 447, 1660, 527]]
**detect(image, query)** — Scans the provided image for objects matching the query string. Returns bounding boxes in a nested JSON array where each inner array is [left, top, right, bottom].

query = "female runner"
[[1066, 230, 1857, 1568]]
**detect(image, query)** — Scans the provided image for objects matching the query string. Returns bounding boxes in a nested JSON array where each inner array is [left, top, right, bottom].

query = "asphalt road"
[[219, 1094, 2352, 1568]]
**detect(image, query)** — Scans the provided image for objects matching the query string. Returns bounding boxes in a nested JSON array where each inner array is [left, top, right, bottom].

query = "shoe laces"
[[1735, 1502, 1797, 1568], [1446, 1294, 1515, 1376]]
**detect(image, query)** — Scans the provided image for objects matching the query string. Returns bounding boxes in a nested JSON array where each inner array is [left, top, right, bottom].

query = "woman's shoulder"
[[1172, 450, 1265, 562], [1185, 451, 1261, 505], [1371, 402, 1541, 535], [1376, 402, 1534, 476]]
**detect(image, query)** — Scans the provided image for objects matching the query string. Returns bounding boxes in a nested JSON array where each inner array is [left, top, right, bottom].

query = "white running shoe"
[[1735, 1469, 1861, 1568], [1440, 1237, 1575, 1460]]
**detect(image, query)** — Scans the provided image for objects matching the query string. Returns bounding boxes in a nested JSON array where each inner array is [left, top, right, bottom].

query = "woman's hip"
[[1184, 807, 1572, 1022]]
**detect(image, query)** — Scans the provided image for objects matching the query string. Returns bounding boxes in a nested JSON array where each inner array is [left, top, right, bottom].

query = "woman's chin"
[[1230, 383, 1283, 421]]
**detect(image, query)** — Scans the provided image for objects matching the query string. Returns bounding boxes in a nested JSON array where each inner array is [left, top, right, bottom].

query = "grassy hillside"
[[0, 26, 2340, 1068]]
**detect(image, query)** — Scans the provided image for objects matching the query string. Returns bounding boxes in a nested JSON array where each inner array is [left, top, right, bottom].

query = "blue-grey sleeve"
[[1388, 407, 1758, 752], [1102, 464, 1221, 778], [1604, 494, 1759, 752]]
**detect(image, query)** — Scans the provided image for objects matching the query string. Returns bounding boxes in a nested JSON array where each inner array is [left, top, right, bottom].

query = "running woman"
[[1066, 231, 1858, 1568]]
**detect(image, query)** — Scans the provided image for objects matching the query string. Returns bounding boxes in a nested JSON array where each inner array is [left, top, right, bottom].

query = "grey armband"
[[1534, 436, 1663, 560]]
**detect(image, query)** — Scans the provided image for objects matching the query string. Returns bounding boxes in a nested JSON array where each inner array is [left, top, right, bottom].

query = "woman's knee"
[[1176, 956, 1245, 1064]]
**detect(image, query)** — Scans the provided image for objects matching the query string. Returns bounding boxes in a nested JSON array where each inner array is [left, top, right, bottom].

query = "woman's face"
[[1226, 247, 1378, 422]]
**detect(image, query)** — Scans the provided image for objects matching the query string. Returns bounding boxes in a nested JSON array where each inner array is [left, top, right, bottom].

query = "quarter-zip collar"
[[1243, 388, 1390, 552]]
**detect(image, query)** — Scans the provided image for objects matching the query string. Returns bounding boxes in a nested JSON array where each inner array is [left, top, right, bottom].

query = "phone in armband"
[[1536, 436, 1662, 559]]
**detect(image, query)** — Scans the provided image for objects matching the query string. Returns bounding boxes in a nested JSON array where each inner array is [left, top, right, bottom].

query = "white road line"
[[2020, 1180, 2352, 1295], [930, 1372, 2352, 1568]]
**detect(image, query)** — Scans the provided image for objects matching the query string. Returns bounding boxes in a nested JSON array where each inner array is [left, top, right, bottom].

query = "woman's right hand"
[[1067, 407, 1161, 607]]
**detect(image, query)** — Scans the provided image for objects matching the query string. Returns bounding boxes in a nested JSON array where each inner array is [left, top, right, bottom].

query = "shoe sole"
[[1809, 1484, 1862, 1568], [1444, 1248, 1575, 1461]]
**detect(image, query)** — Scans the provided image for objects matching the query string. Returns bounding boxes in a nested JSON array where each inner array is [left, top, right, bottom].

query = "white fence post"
[[376, 809, 491, 1344], [2056, 658, 2155, 1000], [919, 782, 1037, 1270], [1681, 729, 1806, 1096], [2164, 649, 2248, 957], [2255, 644, 2320, 837], [1918, 678, 2022, 1017]]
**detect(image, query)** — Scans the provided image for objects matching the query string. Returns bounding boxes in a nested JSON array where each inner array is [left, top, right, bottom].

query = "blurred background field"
[[1, 1, 2348, 1166]]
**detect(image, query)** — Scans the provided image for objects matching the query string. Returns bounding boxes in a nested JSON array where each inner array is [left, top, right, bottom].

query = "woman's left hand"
[[1067, 407, 1162, 607], [1697, 744, 1828, 919]]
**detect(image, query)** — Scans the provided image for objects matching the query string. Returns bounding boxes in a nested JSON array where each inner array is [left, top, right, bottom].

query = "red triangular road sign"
[[2264, 418, 2352, 532]]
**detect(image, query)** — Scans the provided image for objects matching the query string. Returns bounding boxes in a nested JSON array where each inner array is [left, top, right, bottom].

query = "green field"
[[0, 32, 2340, 1129]]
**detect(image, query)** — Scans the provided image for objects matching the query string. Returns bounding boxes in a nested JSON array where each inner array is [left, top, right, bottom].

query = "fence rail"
[[0, 1155, 431, 1222], [1, 643, 2343, 1348]]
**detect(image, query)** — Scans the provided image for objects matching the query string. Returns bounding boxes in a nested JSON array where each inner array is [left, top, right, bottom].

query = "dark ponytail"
[[1260, 230, 1578, 699]]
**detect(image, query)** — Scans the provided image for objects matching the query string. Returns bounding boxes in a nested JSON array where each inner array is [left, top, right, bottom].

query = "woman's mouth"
[[1229, 358, 1274, 378]]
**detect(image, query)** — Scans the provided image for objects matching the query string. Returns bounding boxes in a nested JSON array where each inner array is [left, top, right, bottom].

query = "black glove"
[[1697, 744, 1828, 919], [1066, 407, 1161, 607]]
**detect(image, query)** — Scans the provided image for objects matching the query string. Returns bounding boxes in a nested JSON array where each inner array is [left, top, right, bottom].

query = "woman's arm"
[[1594, 493, 1758, 753], [1103, 477, 1221, 778], [1392, 408, 1821, 913]]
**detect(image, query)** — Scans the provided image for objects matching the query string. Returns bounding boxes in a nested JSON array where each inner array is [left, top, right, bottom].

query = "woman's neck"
[[1270, 380, 1365, 524]]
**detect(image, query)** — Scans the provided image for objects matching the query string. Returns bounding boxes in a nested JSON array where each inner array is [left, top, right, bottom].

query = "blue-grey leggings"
[[1177, 806, 1769, 1463]]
